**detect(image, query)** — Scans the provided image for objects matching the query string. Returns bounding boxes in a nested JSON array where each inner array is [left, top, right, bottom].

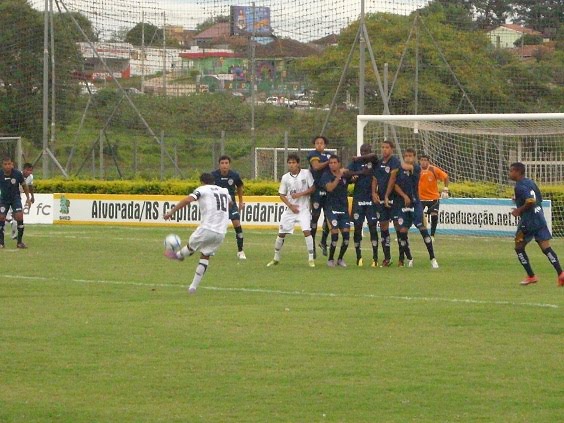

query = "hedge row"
[[35, 179, 564, 236]]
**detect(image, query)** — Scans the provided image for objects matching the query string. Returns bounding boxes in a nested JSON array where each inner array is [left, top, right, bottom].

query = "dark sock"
[[16, 220, 24, 243], [354, 226, 362, 259], [516, 248, 534, 277], [338, 232, 349, 260], [382, 229, 391, 261], [329, 233, 338, 260], [420, 229, 435, 259], [431, 215, 438, 236], [320, 219, 329, 246], [399, 232, 412, 260], [369, 225, 379, 261], [542, 247, 563, 275], [0, 221, 4, 244], [235, 225, 244, 252]]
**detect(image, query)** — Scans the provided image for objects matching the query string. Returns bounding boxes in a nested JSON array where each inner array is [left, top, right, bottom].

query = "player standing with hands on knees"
[[509, 162, 564, 287], [163, 173, 231, 294], [211, 155, 246, 260], [0, 157, 32, 248], [418, 154, 449, 242], [266, 154, 316, 267]]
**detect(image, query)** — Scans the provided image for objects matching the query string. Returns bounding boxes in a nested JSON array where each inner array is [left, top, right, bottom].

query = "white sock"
[[305, 235, 314, 260], [189, 259, 209, 291], [179, 245, 195, 259], [274, 236, 284, 260]]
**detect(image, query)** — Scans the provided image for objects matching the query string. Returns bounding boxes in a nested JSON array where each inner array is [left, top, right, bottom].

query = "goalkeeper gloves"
[[440, 187, 449, 199]]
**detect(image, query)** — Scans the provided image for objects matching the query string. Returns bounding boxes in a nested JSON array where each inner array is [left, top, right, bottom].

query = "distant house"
[[488, 24, 547, 48], [165, 25, 196, 48], [193, 22, 232, 47]]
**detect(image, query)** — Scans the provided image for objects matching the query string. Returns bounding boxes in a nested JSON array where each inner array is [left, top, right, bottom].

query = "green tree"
[[473, 0, 512, 29], [512, 0, 563, 37], [513, 34, 544, 46], [0, 0, 84, 143]]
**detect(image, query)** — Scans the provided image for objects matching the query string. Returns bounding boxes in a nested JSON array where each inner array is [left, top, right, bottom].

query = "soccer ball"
[[164, 234, 182, 252]]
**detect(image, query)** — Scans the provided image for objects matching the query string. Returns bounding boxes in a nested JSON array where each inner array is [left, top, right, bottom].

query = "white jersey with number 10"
[[189, 184, 230, 234]]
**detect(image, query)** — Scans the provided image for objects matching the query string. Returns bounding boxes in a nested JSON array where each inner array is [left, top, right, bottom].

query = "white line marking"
[[1, 274, 559, 309]]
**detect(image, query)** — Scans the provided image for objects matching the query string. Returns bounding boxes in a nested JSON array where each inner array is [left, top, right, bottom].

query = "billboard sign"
[[231, 5, 272, 36]]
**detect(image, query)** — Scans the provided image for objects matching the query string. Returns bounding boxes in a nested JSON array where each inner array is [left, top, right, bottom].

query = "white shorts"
[[278, 208, 312, 234], [189, 227, 226, 256]]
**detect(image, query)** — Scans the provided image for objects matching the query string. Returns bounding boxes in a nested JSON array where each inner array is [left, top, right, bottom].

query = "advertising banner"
[[22, 193, 53, 224], [230, 5, 272, 36], [52, 194, 552, 236]]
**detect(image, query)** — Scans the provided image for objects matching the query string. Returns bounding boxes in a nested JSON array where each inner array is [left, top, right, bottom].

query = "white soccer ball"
[[164, 234, 182, 252]]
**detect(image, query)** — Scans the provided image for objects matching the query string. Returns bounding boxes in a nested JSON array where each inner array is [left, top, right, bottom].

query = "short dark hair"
[[200, 172, 215, 184], [218, 155, 231, 163], [23, 162, 33, 170], [382, 140, 394, 149], [328, 154, 340, 162], [510, 162, 526, 175], [405, 148, 417, 156], [2, 157, 12, 163], [287, 154, 300, 163], [360, 143, 372, 154], [419, 154, 430, 160], [312, 135, 328, 146]]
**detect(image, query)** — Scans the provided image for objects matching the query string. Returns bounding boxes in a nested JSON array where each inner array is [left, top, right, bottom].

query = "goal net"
[[357, 113, 564, 237], [0, 137, 24, 169], [255, 147, 338, 181]]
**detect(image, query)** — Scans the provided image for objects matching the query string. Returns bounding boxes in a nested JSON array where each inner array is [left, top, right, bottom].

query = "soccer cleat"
[[371, 260, 378, 268], [356, 257, 363, 267], [380, 259, 392, 268], [237, 251, 247, 260], [16, 242, 27, 249], [407, 259, 414, 268], [266, 260, 279, 267], [397, 260, 404, 267], [558, 272, 564, 287], [188, 287, 197, 295], [520, 275, 538, 286], [0, 244, 4, 249], [319, 243, 328, 257], [337, 259, 347, 268], [327, 260, 336, 268], [431, 258, 439, 269], [308, 259, 315, 268], [164, 249, 183, 260]]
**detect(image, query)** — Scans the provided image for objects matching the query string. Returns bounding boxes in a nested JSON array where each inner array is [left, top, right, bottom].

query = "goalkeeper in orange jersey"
[[418, 154, 449, 241]]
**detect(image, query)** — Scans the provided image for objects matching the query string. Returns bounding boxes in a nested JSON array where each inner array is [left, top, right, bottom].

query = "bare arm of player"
[[511, 198, 535, 217], [310, 157, 329, 172], [237, 184, 245, 213], [164, 195, 195, 220], [371, 176, 380, 204], [352, 152, 377, 162], [325, 169, 345, 192], [394, 184, 411, 207], [384, 169, 398, 208], [22, 183, 32, 207], [280, 194, 299, 214]]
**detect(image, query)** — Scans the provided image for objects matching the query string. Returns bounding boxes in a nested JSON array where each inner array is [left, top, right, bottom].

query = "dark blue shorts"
[[351, 200, 378, 226], [0, 198, 23, 216], [395, 202, 425, 229], [516, 225, 552, 243], [421, 200, 440, 215], [376, 202, 395, 223], [311, 188, 327, 213], [229, 202, 241, 221], [326, 209, 351, 230]]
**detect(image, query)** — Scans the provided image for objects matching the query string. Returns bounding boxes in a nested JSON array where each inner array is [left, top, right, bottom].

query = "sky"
[[32, 0, 431, 42]]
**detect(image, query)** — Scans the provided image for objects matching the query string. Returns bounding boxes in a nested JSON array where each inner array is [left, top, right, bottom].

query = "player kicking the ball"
[[163, 173, 230, 294], [267, 154, 316, 268]]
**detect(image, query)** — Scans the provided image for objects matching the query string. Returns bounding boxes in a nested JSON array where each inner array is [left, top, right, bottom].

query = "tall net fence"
[[0, 0, 562, 180]]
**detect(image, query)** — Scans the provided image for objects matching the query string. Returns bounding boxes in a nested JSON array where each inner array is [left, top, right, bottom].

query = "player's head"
[[509, 162, 526, 181], [200, 172, 215, 185], [287, 154, 300, 173], [2, 157, 13, 174], [328, 154, 341, 172], [380, 140, 394, 159], [419, 154, 430, 169], [218, 155, 231, 173], [403, 148, 416, 164], [359, 143, 372, 156], [23, 162, 33, 178], [312, 135, 328, 152]]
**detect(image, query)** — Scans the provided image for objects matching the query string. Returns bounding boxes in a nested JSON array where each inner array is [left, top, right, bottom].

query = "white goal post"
[[0, 137, 23, 169], [357, 113, 564, 185], [255, 147, 338, 181]]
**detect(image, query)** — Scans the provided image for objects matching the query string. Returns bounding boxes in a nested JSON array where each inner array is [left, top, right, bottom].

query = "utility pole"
[[141, 11, 145, 93], [42, 0, 49, 177], [250, 3, 257, 178]]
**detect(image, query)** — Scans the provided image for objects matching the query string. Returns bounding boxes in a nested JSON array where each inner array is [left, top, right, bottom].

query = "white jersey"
[[19, 174, 33, 194], [189, 184, 230, 234], [279, 169, 314, 210]]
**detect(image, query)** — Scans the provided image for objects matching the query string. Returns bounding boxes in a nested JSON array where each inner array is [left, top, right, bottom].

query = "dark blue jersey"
[[320, 171, 349, 212], [395, 164, 421, 207], [347, 160, 376, 202], [514, 177, 547, 231], [373, 155, 401, 198], [307, 150, 331, 184], [0, 169, 25, 202], [211, 169, 243, 203]]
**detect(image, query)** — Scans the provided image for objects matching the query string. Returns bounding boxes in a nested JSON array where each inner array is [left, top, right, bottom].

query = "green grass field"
[[1, 225, 562, 422]]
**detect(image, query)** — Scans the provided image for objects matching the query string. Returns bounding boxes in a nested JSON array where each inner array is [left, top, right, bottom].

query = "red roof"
[[501, 24, 542, 36], [179, 51, 239, 59], [194, 22, 231, 40]]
